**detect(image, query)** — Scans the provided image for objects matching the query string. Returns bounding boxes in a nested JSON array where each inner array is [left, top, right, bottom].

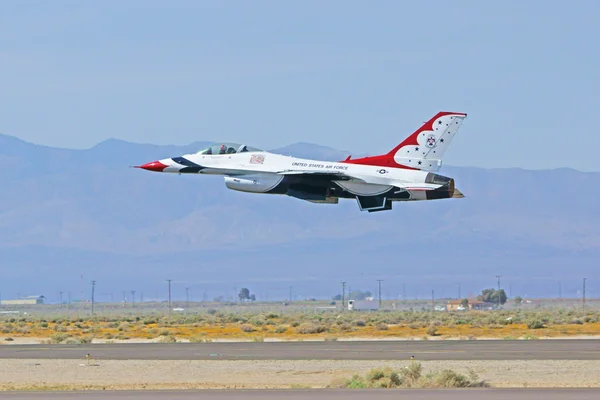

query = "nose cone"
[[136, 160, 168, 172]]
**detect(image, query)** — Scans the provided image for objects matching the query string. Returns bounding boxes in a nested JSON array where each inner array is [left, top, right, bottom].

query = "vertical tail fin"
[[344, 111, 467, 171]]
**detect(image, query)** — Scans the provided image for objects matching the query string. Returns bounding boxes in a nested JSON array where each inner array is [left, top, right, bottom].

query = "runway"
[[1, 340, 600, 360], [1, 389, 599, 400]]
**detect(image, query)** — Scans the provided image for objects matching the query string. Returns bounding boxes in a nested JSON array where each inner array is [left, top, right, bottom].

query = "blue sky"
[[1, 0, 599, 171]]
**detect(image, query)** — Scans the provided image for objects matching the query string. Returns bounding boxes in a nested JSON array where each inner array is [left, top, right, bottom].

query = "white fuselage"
[[138, 111, 466, 211], [160, 151, 441, 196]]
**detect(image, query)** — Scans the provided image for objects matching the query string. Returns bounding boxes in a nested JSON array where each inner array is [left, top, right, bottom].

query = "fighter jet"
[[136, 111, 467, 212]]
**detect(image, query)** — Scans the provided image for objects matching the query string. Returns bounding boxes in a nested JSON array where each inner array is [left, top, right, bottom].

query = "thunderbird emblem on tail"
[[136, 111, 467, 212]]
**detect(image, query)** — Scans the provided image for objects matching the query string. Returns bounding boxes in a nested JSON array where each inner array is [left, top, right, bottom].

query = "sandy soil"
[[0, 359, 599, 390]]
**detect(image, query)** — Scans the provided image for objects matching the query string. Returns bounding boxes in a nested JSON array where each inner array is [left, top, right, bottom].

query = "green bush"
[[527, 320, 544, 329], [365, 368, 402, 388], [49, 333, 70, 344], [274, 326, 288, 334]]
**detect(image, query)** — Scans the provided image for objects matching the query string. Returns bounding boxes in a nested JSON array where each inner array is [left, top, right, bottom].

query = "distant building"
[[0, 295, 45, 305], [446, 299, 492, 311]]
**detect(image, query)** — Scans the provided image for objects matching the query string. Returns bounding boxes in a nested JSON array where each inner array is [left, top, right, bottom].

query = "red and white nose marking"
[[136, 160, 168, 172]]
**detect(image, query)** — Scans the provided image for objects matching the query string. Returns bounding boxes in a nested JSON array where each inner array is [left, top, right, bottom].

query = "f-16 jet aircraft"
[[136, 111, 467, 212]]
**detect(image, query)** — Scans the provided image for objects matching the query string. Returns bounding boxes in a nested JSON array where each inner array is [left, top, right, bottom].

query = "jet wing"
[[276, 170, 360, 182]]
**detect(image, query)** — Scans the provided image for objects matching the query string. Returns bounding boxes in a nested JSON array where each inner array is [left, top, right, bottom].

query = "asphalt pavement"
[[1, 340, 600, 360], [1, 389, 599, 400]]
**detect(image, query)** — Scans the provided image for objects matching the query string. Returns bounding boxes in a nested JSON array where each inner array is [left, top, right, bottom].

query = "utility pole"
[[402, 284, 406, 302], [496, 275, 501, 308], [559, 282, 562, 299], [59, 291, 63, 307], [186, 288, 189, 308], [131, 290, 136, 308], [431, 290, 435, 311], [377, 280, 383, 308], [91, 281, 96, 317], [583, 278, 587, 311], [289, 286, 293, 302], [341, 282, 346, 311], [166, 279, 172, 318], [458, 283, 461, 299]]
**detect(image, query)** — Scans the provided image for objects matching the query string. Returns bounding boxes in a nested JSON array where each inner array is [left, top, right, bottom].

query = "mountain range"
[[0, 134, 598, 302]]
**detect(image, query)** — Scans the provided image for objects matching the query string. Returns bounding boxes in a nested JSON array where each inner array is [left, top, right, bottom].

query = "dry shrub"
[[365, 368, 402, 388], [339, 323, 352, 332], [78, 336, 94, 344], [376, 323, 389, 331], [426, 325, 439, 336], [331, 363, 487, 389], [274, 325, 288, 334], [527, 320, 544, 329], [189, 334, 212, 343], [296, 323, 327, 334], [240, 324, 255, 333], [400, 362, 423, 387], [158, 335, 177, 343], [49, 333, 70, 344]]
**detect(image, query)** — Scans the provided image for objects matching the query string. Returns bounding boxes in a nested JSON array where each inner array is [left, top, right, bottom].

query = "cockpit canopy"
[[196, 143, 263, 155]]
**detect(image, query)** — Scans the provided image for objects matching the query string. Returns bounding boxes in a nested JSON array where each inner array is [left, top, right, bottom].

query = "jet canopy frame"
[[196, 143, 263, 155]]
